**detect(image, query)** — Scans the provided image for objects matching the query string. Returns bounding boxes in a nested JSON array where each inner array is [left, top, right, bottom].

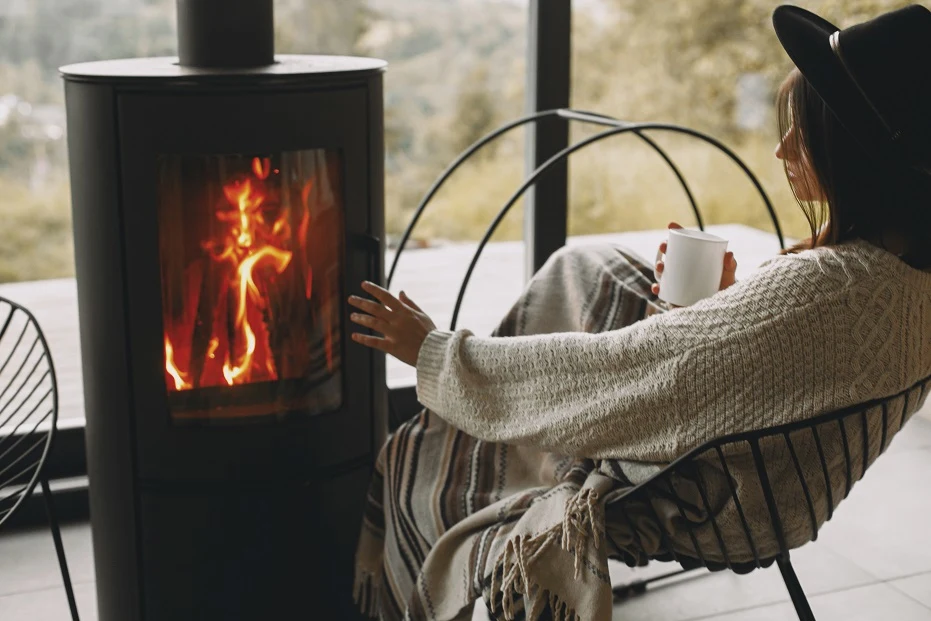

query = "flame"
[[221, 245, 291, 385], [216, 159, 293, 386], [164, 156, 297, 390], [222, 179, 264, 249], [252, 156, 271, 180], [162, 154, 340, 395], [165, 337, 191, 390], [299, 180, 314, 300]]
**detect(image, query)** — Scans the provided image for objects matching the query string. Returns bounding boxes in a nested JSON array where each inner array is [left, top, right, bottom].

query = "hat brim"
[[772, 5, 889, 150]]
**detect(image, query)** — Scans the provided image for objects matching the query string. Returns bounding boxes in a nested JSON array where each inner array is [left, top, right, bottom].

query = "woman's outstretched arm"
[[348, 252, 849, 461], [347, 279, 695, 460], [414, 324, 690, 461]]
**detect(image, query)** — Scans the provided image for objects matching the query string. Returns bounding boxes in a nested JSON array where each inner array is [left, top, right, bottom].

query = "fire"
[[160, 152, 344, 399], [299, 181, 314, 300], [165, 337, 190, 390], [221, 244, 291, 384], [216, 159, 293, 386], [164, 156, 295, 390], [252, 156, 271, 180]]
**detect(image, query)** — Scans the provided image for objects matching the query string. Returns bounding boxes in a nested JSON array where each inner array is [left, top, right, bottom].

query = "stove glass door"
[[156, 149, 344, 423]]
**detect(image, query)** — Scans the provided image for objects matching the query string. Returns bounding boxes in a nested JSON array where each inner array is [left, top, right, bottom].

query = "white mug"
[[655, 228, 729, 307]]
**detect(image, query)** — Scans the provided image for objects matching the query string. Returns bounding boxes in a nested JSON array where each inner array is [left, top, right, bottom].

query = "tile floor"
[[3, 406, 931, 620]]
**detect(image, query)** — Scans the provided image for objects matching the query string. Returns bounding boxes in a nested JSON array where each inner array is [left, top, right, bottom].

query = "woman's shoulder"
[[641, 238, 931, 347], [747, 238, 931, 291], [670, 239, 920, 327]]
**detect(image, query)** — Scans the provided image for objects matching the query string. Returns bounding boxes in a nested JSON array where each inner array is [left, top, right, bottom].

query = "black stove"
[[61, 1, 387, 618]]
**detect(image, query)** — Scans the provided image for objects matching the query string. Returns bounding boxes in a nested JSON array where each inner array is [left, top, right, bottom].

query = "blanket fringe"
[[353, 568, 381, 618], [547, 589, 581, 621], [561, 488, 604, 579], [490, 530, 560, 620], [489, 488, 604, 620]]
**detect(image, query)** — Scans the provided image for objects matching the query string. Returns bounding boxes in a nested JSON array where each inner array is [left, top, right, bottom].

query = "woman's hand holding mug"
[[651, 222, 737, 306]]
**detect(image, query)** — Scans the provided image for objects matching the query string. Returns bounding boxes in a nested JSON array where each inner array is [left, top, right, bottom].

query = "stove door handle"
[[347, 232, 383, 286]]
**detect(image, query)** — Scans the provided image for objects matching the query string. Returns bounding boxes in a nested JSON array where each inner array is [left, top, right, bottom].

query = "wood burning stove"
[[61, 1, 386, 619]]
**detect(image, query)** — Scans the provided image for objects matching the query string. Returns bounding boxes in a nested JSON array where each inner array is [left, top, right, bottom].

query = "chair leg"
[[612, 567, 704, 601], [777, 556, 816, 621], [41, 478, 81, 621]]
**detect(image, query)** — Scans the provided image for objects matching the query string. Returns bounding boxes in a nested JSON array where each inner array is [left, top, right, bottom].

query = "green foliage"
[[565, 133, 810, 239], [0, 178, 74, 283], [571, 0, 923, 139], [276, 0, 371, 56], [409, 0, 926, 246], [445, 63, 499, 161], [0, 118, 34, 176], [0, 0, 177, 103], [402, 154, 525, 242], [0, 61, 59, 103]]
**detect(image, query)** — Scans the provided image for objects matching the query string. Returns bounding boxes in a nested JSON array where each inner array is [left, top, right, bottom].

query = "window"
[[0, 0, 178, 282], [361, 0, 528, 385], [568, 0, 913, 242]]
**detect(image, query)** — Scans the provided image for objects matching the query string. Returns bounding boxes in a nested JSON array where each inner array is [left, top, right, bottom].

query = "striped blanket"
[[354, 245, 671, 621]]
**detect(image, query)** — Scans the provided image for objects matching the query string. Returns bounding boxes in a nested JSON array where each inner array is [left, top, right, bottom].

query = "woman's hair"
[[775, 68, 931, 268]]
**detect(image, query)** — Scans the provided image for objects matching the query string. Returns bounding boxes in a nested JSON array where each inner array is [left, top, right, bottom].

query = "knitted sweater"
[[415, 239, 931, 464]]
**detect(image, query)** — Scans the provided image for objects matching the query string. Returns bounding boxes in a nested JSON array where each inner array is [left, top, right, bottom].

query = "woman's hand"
[[349, 281, 437, 367], [650, 222, 738, 298]]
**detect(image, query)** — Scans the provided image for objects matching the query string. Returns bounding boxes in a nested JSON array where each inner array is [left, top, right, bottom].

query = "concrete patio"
[[2, 225, 930, 620]]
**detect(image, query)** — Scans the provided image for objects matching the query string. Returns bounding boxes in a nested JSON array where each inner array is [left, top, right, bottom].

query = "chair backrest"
[[607, 374, 929, 572], [0, 297, 59, 528]]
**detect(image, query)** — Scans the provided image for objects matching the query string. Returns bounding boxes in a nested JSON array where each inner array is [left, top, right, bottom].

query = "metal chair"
[[605, 375, 928, 621], [0, 297, 80, 620]]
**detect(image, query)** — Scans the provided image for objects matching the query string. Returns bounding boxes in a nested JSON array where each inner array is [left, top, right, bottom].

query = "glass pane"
[[360, 0, 528, 386], [570, 0, 915, 242], [157, 149, 344, 423]]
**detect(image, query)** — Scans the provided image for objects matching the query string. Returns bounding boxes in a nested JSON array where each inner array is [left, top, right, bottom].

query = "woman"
[[350, 5, 931, 620]]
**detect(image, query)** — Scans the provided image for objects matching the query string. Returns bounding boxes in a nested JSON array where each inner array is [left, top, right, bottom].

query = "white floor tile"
[[817, 447, 931, 580], [0, 581, 96, 621], [704, 583, 931, 621], [893, 417, 931, 451], [0, 524, 94, 598], [609, 544, 874, 621], [890, 572, 931, 610]]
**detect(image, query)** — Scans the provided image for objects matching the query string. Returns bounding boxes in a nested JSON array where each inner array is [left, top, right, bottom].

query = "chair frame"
[[606, 375, 928, 621], [388, 109, 922, 620], [384, 108, 786, 325], [0, 297, 80, 621]]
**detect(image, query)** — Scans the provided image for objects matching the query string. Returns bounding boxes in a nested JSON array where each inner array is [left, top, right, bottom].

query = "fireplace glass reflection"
[[157, 149, 344, 423]]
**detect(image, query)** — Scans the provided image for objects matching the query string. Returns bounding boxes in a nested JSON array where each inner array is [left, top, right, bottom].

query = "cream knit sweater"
[[415, 239, 931, 463]]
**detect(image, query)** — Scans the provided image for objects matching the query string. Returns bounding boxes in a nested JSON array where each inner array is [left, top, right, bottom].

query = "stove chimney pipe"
[[177, 0, 274, 68]]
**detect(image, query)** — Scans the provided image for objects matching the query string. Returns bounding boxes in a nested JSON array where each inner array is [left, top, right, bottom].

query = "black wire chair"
[[602, 376, 928, 621], [388, 109, 925, 619], [0, 297, 80, 620]]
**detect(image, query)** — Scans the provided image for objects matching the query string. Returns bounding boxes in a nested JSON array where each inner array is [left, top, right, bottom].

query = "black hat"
[[772, 4, 931, 172]]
